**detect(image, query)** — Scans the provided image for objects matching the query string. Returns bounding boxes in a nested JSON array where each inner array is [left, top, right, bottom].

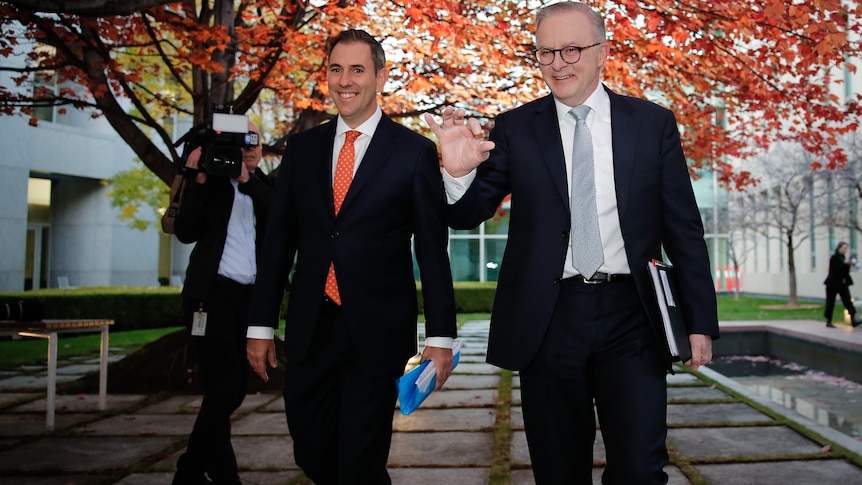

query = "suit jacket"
[[174, 169, 272, 302], [447, 86, 719, 371], [248, 115, 457, 366], [824, 253, 854, 287]]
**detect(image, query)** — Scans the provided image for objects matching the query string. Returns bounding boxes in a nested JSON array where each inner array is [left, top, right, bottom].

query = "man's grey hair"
[[536, 1, 606, 42]]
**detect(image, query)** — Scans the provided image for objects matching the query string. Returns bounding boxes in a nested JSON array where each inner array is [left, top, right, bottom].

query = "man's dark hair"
[[326, 29, 387, 73]]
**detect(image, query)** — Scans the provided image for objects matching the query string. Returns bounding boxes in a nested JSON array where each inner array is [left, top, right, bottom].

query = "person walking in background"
[[172, 121, 272, 485], [425, 2, 718, 483], [245, 29, 457, 484], [824, 241, 859, 328]]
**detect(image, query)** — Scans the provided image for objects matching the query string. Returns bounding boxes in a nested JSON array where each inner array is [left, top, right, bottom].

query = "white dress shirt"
[[443, 83, 631, 278], [217, 179, 257, 284]]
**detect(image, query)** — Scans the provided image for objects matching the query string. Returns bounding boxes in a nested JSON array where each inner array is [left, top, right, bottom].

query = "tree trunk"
[[787, 234, 798, 307]]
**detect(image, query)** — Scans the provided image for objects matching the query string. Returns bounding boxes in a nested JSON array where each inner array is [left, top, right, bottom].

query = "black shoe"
[[826, 322, 836, 328], [852, 319, 861, 328]]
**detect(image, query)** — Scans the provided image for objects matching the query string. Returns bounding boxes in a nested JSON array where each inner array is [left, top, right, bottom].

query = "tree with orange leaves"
[[0, 0, 860, 192]]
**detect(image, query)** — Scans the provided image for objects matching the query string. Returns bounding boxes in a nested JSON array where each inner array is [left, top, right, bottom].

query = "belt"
[[214, 274, 254, 290], [566, 272, 631, 285]]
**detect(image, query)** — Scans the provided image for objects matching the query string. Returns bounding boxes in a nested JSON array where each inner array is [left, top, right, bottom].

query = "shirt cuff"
[[424, 336, 454, 349], [442, 168, 476, 204], [247, 326, 275, 340]]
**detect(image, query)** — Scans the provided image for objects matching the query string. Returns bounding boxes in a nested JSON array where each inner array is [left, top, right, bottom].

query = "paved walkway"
[[1, 320, 862, 484]]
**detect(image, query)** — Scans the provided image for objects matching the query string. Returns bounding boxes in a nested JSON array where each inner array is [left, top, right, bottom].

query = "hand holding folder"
[[396, 341, 461, 415]]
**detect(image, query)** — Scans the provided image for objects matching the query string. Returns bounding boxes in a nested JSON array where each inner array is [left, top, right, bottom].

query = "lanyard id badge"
[[191, 304, 207, 336]]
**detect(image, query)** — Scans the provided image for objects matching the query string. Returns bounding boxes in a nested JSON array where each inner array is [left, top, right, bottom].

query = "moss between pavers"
[[489, 369, 513, 485]]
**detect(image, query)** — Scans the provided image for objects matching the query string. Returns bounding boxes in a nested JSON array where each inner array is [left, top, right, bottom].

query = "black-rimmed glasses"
[[533, 42, 603, 66]]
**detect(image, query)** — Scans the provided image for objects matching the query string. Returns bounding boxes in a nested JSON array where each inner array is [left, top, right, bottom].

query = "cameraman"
[[172, 121, 272, 485]]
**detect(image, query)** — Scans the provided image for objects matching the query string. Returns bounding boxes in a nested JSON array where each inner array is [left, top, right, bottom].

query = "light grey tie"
[[569, 105, 604, 279]]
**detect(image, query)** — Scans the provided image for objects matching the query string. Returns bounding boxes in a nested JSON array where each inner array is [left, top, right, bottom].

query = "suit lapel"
[[338, 115, 394, 215], [315, 121, 338, 220], [530, 96, 569, 207], [607, 87, 636, 221]]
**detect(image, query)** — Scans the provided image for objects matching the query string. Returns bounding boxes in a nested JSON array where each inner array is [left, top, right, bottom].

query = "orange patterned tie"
[[324, 130, 361, 305]]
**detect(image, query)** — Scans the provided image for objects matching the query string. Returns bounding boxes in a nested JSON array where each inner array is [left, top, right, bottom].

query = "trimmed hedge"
[[0, 281, 497, 331]]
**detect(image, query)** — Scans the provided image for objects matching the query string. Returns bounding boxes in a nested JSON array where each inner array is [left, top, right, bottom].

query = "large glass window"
[[446, 200, 511, 282], [32, 70, 57, 122]]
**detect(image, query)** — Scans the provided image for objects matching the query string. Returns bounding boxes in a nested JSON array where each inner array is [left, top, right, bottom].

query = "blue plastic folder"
[[396, 341, 461, 415]]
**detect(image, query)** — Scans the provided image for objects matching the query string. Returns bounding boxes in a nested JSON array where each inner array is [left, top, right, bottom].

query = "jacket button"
[[331, 232, 340, 239], [562, 231, 569, 238], [554, 278, 561, 285]]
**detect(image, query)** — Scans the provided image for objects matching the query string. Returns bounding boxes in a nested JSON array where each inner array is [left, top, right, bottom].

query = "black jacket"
[[824, 253, 854, 287]]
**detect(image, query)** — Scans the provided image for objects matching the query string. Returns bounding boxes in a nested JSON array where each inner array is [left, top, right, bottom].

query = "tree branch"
[[7, 0, 173, 16]]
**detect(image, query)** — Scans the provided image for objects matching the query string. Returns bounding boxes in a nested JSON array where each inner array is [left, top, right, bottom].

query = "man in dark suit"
[[246, 29, 457, 484], [426, 2, 719, 483], [172, 121, 272, 485]]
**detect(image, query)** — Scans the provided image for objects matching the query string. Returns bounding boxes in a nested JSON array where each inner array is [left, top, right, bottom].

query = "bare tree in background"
[[726, 190, 758, 300], [742, 141, 832, 307]]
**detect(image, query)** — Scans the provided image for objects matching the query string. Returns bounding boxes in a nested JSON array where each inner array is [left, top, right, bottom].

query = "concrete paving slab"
[[511, 430, 605, 466], [455, 362, 501, 375], [668, 425, 823, 458], [114, 472, 180, 484], [237, 393, 279, 413], [388, 467, 489, 483], [388, 431, 493, 467], [392, 407, 495, 432], [667, 402, 774, 425], [260, 397, 284, 413], [9, 393, 146, 413], [0, 375, 51, 390], [0, 475, 105, 484], [696, 459, 862, 484], [135, 395, 201, 414], [0, 392, 40, 408], [81, 353, 127, 364], [667, 373, 699, 384], [511, 465, 691, 484], [0, 373, 81, 391], [441, 374, 499, 390], [0, 438, 19, 448], [55, 363, 100, 375], [457, 354, 488, 363], [419, 388, 498, 408], [512, 405, 523, 430], [76, 414, 196, 436], [0, 412, 94, 436], [0, 436, 174, 473], [231, 411, 290, 435], [667, 385, 734, 401], [233, 435, 298, 470]]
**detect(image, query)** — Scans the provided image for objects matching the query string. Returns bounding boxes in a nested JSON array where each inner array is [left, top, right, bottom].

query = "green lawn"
[[0, 294, 832, 370]]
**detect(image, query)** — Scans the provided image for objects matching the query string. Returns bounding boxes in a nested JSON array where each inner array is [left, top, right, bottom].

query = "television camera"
[[174, 107, 259, 178]]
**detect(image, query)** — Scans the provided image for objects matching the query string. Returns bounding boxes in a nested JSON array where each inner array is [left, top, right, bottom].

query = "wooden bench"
[[0, 319, 114, 431]]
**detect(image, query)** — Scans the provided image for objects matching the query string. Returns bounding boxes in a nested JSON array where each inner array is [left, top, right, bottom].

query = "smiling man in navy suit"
[[246, 29, 456, 484], [426, 2, 719, 483]]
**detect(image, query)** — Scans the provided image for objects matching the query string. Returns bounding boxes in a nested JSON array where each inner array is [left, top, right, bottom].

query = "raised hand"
[[424, 106, 496, 178]]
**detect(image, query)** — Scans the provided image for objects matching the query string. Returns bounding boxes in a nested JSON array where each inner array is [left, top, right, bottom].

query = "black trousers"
[[825, 284, 856, 322], [519, 278, 669, 485], [175, 276, 252, 485], [283, 299, 405, 485]]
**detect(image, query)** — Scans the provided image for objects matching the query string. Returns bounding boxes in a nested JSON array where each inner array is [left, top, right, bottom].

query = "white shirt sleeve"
[[246, 325, 274, 339], [424, 336, 454, 349], [442, 168, 477, 204]]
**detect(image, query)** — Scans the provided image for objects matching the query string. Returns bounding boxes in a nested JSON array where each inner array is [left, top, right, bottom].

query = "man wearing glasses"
[[425, 2, 718, 483]]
